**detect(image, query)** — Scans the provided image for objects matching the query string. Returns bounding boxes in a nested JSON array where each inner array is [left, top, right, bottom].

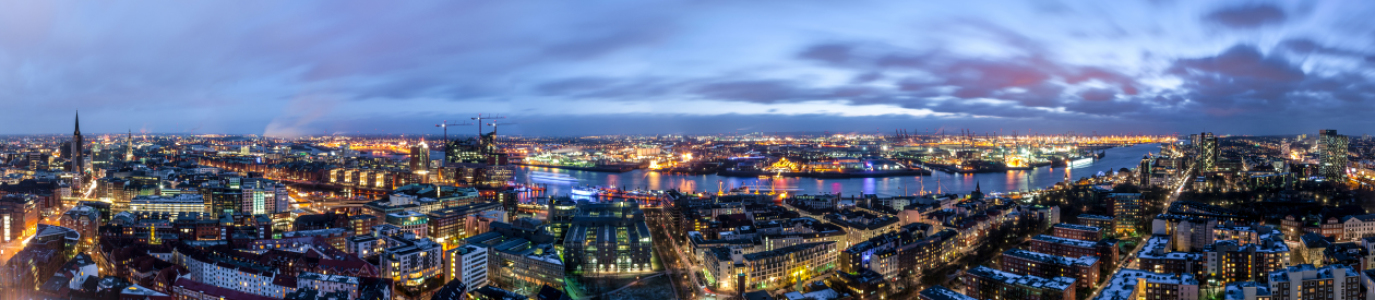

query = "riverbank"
[[717, 168, 931, 179], [512, 162, 639, 173]]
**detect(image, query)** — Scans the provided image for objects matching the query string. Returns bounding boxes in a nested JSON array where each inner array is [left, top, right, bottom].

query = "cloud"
[[4, 0, 1375, 135], [1169, 45, 1305, 82], [1204, 4, 1287, 29]]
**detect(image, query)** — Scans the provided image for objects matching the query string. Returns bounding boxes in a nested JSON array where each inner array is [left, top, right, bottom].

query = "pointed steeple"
[[975, 182, 981, 192], [74, 111, 81, 135]]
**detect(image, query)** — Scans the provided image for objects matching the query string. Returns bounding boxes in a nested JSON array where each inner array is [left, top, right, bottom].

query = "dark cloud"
[[1166, 43, 1375, 120], [1279, 38, 1375, 65], [1204, 4, 1287, 29], [1169, 45, 1304, 82], [1078, 89, 1117, 101]]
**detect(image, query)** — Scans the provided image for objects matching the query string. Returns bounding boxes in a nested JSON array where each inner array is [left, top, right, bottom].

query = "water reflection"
[[515, 144, 1159, 197]]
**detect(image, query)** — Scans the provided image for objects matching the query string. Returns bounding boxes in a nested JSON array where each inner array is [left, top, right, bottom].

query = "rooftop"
[[966, 266, 1074, 291], [1003, 249, 1098, 267], [1031, 234, 1097, 248], [1096, 269, 1197, 300], [919, 285, 978, 300]]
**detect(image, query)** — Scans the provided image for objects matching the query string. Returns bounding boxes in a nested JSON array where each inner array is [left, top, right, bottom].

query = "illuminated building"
[[1000, 249, 1099, 291], [1108, 193, 1141, 235], [1269, 264, 1360, 300], [380, 233, 444, 287], [463, 219, 565, 293], [0, 194, 38, 243], [562, 201, 654, 274], [961, 266, 1074, 300], [1096, 268, 1199, 300], [386, 211, 430, 239], [1199, 132, 1218, 171], [1052, 223, 1103, 241], [735, 241, 836, 291], [1319, 129, 1349, 180], [239, 178, 288, 215], [446, 244, 489, 289], [410, 140, 431, 173], [129, 194, 207, 215], [365, 184, 481, 218], [1139, 154, 1154, 187]]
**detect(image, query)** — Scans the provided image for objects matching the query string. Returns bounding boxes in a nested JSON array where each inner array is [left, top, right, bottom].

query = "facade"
[[1318, 130, 1349, 180], [1029, 235, 1103, 262], [1107, 193, 1141, 235], [1204, 238, 1291, 283], [1078, 214, 1115, 235], [738, 242, 837, 291], [1138, 236, 1207, 278], [60, 205, 101, 247], [963, 266, 1075, 300], [239, 178, 288, 215], [1268, 264, 1359, 300], [129, 194, 207, 215], [0, 194, 38, 243], [446, 244, 490, 289], [839, 224, 956, 280], [1200, 132, 1218, 171], [379, 234, 443, 287]]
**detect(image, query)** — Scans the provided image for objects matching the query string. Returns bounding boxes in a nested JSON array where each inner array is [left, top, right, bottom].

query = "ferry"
[[1066, 157, 1094, 167], [571, 186, 602, 196], [530, 171, 578, 182]]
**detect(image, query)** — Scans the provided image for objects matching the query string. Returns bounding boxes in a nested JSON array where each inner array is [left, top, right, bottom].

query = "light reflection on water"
[[516, 144, 1160, 197]]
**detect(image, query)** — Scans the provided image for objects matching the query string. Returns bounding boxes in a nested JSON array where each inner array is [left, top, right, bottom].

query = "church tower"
[[71, 111, 84, 173], [125, 129, 134, 161]]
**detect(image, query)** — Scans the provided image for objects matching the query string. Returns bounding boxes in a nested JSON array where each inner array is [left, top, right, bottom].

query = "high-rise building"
[[410, 140, 430, 173], [1318, 129, 1349, 180], [1138, 154, 1153, 187], [1200, 132, 1218, 171], [70, 112, 84, 174]]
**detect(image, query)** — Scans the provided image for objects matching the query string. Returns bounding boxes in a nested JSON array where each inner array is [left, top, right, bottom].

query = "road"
[[646, 207, 700, 300], [1085, 165, 1193, 300]]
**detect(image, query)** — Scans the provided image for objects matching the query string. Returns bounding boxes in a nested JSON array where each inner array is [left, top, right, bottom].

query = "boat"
[[572, 186, 601, 196], [1067, 157, 1094, 167], [531, 171, 578, 182]]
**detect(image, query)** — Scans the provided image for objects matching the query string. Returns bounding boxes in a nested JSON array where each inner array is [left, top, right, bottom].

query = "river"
[[513, 143, 1163, 197]]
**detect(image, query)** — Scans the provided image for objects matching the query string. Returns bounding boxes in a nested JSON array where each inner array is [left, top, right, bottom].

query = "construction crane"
[[471, 114, 506, 137], [435, 120, 473, 142]]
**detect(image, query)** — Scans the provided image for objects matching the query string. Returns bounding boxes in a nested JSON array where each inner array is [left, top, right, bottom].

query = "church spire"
[[74, 111, 81, 135]]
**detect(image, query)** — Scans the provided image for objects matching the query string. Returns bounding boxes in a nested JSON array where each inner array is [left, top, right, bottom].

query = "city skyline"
[[2, 1, 1375, 136]]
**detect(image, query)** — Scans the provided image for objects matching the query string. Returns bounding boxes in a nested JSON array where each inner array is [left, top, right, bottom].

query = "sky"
[[2, 0, 1375, 137]]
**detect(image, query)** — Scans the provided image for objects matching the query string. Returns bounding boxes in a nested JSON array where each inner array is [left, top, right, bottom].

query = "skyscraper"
[[410, 140, 430, 172], [1319, 129, 1349, 180], [71, 111, 84, 174], [1138, 154, 1153, 187], [1199, 132, 1218, 171]]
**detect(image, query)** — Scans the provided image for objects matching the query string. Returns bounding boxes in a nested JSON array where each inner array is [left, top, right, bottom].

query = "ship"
[[571, 186, 601, 196], [530, 171, 578, 182]]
